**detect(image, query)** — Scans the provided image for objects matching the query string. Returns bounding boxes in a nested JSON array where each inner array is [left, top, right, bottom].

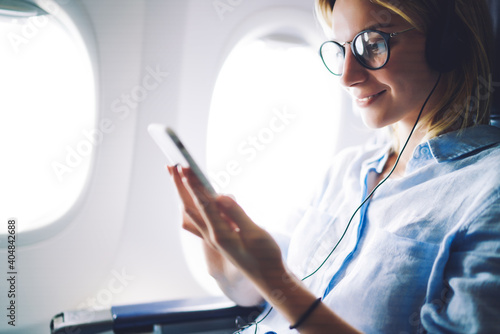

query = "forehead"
[[331, 0, 404, 40]]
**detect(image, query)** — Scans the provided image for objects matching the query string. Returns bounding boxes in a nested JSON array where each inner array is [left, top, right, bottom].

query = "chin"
[[359, 111, 393, 129]]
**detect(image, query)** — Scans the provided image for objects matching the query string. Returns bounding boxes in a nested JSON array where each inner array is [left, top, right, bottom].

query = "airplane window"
[[207, 37, 340, 232], [0, 11, 95, 233]]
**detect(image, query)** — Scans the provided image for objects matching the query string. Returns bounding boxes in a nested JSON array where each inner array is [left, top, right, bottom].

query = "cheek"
[[385, 42, 437, 102], [393, 45, 431, 78]]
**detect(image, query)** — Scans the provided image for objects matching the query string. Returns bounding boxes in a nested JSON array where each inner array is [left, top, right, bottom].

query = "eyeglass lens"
[[320, 31, 389, 76]]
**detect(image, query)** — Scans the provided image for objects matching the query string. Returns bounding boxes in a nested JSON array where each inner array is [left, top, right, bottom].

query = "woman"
[[168, 0, 500, 332]]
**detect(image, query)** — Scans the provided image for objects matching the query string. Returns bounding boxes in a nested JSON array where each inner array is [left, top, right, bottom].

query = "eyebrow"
[[332, 23, 397, 43], [363, 22, 396, 31]]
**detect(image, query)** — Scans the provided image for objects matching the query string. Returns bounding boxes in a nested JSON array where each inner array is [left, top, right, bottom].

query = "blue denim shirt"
[[250, 125, 500, 334]]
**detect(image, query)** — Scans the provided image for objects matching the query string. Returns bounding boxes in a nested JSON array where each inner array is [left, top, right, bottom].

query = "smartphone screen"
[[148, 124, 217, 197]]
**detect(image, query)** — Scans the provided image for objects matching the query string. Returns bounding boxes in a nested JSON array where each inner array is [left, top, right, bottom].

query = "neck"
[[391, 122, 427, 174], [388, 72, 443, 177]]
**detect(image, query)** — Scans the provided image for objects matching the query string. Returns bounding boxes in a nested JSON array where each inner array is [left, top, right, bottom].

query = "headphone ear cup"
[[425, 0, 466, 72]]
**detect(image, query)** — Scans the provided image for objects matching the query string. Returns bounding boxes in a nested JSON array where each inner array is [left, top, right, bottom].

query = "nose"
[[339, 44, 368, 88]]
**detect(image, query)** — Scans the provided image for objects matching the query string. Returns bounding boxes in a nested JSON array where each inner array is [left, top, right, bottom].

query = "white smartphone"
[[147, 123, 217, 197]]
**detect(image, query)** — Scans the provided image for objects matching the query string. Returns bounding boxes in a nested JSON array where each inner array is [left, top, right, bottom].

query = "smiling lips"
[[355, 90, 386, 107]]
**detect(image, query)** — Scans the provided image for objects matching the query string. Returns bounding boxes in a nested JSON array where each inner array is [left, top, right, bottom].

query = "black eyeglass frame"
[[319, 27, 416, 76]]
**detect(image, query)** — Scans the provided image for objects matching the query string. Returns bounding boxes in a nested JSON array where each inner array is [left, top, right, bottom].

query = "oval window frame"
[[0, 0, 99, 246]]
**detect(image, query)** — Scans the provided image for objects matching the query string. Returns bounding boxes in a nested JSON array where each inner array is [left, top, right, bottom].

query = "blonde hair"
[[315, 0, 494, 140]]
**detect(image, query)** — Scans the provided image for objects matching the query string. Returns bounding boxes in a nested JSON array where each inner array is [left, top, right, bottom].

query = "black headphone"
[[425, 0, 467, 73]]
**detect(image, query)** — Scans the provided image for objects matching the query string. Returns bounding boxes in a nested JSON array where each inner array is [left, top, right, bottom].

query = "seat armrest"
[[50, 296, 262, 334], [50, 308, 113, 334]]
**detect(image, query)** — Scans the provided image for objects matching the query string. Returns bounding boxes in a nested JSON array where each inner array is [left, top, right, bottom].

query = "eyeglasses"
[[319, 27, 415, 76]]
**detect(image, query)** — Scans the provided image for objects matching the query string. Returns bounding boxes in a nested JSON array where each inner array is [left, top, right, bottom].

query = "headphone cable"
[[302, 72, 442, 281], [236, 72, 442, 333]]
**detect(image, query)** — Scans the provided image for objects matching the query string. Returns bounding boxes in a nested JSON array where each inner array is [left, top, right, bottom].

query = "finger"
[[169, 165, 189, 199], [169, 165, 214, 238], [179, 167, 217, 210], [179, 167, 238, 240], [215, 195, 257, 234], [184, 210, 222, 252], [169, 165, 202, 214], [178, 166, 215, 206], [167, 165, 174, 176], [182, 210, 205, 239]]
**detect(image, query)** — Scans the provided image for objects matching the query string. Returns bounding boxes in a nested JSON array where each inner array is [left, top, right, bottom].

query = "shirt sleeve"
[[421, 195, 500, 333]]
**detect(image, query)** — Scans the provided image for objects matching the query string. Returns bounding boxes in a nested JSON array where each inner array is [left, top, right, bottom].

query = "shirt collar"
[[427, 125, 500, 162], [363, 142, 392, 174], [365, 125, 500, 175]]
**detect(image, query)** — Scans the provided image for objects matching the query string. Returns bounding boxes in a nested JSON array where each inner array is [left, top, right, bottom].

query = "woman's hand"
[[167, 165, 360, 333], [168, 165, 285, 288]]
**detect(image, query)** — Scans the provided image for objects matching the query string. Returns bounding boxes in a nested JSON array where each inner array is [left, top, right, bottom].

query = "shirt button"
[[265, 332, 277, 334]]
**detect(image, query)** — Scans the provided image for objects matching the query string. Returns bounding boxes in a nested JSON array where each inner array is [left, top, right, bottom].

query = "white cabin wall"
[[0, 1, 190, 333], [103, 0, 210, 306]]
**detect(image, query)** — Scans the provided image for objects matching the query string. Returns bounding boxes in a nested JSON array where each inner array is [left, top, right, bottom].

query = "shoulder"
[[428, 125, 500, 198], [429, 125, 500, 163]]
